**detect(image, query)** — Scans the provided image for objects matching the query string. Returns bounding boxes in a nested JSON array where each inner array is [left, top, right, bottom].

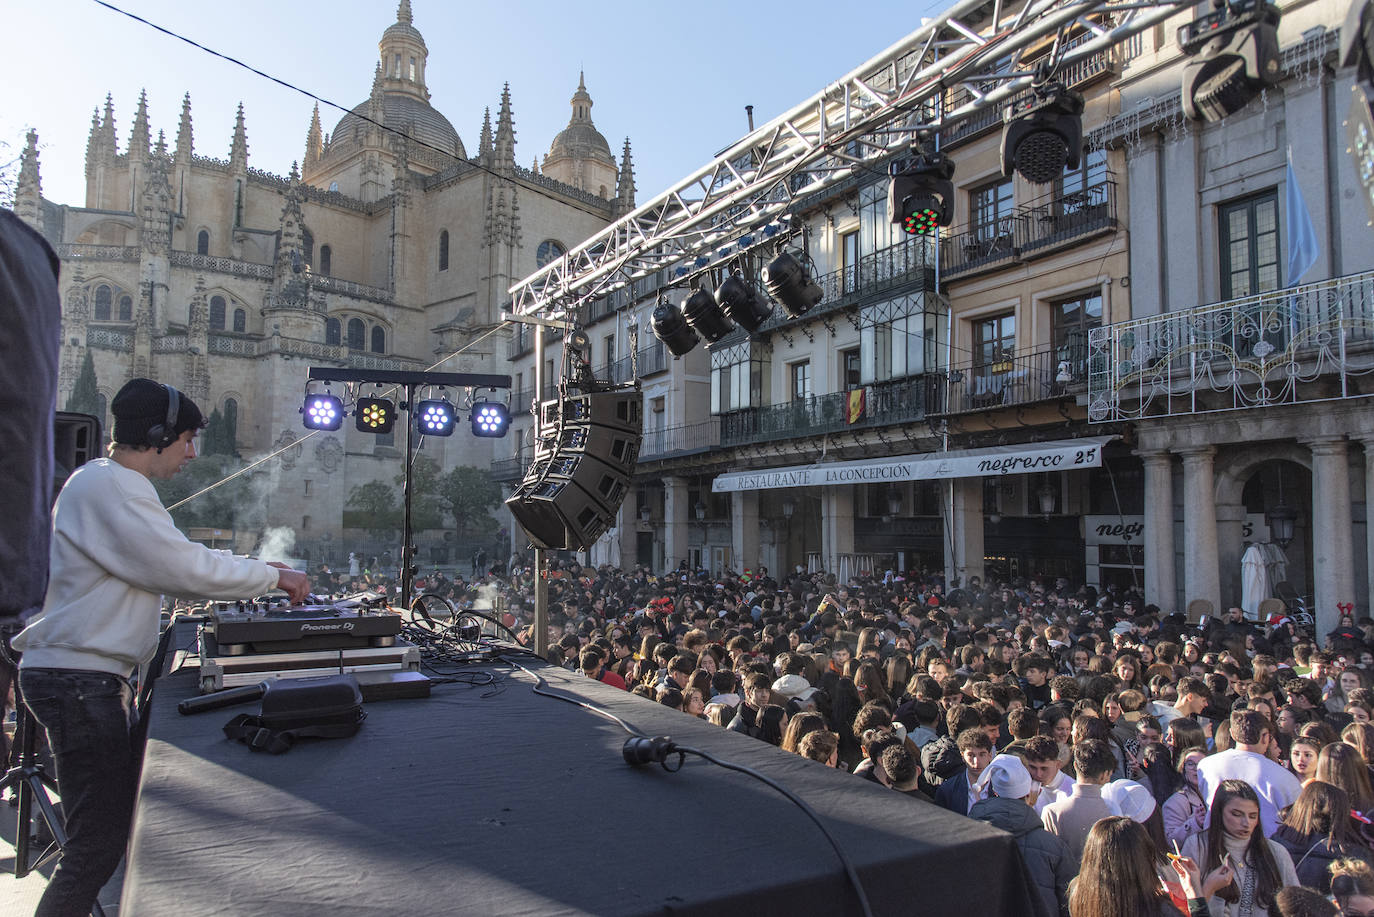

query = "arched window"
[[196, 229, 209, 255], [94, 285, 112, 321], [233, 308, 246, 333], [438, 230, 449, 271], [117, 295, 133, 322], [536, 239, 566, 268], [371, 326, 386, 353], [209, 295, 227, 330], [319, 244, 331, 276], [302, 229, 314, 270], [223, 398, 239, 450], [346, 318, 365, 351], [325, 318, 341, 346]]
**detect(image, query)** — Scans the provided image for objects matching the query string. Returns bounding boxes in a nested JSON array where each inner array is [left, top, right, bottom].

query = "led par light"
[[471, 402, 510, 437], [415, 399, 456, 436], [354, 397, 395, 434], [301, 393, 344, 431]]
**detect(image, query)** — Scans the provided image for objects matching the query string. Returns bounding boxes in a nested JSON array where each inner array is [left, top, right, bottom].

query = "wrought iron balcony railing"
[[719, 374, 929, 447], [639, 419, 721, 460], [927, 344, 1077, 416], [1087, 270, 1374, 422], [490, 456, 529, 483], [940, 180, 1118, 280]]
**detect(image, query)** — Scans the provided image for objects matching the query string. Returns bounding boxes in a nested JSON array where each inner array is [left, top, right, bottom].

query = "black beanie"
[[111, 378, 205, 447]]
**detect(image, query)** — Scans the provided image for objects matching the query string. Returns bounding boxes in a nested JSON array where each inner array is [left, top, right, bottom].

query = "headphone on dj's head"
[[145, 384, 182, 451]]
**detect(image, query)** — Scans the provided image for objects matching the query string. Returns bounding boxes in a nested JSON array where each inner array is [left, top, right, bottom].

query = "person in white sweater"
[[1179, 780, 1299, 917], [13, 378, 309, 917]]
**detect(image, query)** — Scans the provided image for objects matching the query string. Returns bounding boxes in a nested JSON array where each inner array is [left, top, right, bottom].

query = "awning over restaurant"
[[710, 435, 1118, 493]]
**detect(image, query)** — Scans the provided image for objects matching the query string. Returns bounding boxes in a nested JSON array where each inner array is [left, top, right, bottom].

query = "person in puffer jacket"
[[970, 754, 1077, 917]]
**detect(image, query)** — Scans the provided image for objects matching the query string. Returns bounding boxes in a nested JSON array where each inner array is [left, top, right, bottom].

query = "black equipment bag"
[[223, 674, 366, 754]]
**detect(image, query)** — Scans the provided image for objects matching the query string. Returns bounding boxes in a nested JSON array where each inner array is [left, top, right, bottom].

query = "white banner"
[[712, 435, 1116, 493]]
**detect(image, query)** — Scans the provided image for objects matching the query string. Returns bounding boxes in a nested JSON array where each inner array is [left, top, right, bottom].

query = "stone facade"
[[12, 1, 637, 565]]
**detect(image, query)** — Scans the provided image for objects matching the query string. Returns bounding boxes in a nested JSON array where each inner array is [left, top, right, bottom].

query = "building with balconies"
[[496, 0, 1369, 632]]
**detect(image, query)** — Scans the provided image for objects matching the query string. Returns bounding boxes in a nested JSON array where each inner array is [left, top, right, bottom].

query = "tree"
[[200, 408, 228, 455], [345, 480, 400, 537], [64, 350, 101, 417], [395, 455, 444, 531], [151, 454, 265, 534], [438, 465, 502, 539]]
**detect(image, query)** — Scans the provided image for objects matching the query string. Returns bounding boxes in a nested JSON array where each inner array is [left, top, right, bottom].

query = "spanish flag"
[[846, 388, 865, 424]]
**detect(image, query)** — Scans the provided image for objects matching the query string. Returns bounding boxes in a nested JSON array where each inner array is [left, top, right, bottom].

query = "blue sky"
[[5, 0, 950, 211]]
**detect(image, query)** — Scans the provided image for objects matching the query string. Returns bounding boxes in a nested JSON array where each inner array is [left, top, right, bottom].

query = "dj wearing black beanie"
[[12, 377, 309, 917]]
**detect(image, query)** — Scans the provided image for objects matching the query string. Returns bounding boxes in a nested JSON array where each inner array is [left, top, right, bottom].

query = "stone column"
[[731, 490, 759, 577], [1138, 450, 1177, 612], [617, 502, 637, 571], [1179, 447, 1220, 616], [1361, 438, 1374, 618], [1307, 437, 1355, 637], [944, 477, 985, 589], [822, 487, 856, 577], [664, 476, 689, 572]]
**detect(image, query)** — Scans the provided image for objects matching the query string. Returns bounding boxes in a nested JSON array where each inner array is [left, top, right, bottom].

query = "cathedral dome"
[[548, 122, 614, 166], [332, 92, 466, 159]]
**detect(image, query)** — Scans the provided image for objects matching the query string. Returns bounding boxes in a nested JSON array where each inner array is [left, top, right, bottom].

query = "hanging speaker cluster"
[[505, 390, 644, 551]]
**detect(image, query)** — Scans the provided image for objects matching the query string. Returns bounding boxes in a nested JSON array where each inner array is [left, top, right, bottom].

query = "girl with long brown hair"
[[1068, 816, 1178, 917], [1271, 781, 1370, 893], [1179, 780, 1298, 916]]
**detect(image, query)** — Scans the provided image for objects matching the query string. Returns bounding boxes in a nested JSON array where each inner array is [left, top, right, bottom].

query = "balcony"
[[1087, 270, 1374, 423], [927, 345, 1076, 416], [491, 456, 529, 484], [761, 237, 936, 333], [510, 389, 533, 416], [639, 420, 720, 460], [940, 181, 1118, 281], [719, 374, 929, 447], [508, 325, 533, 359]]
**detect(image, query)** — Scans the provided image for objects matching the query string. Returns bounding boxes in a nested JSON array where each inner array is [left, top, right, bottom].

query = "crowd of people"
[[424, 558, 1374, 917]]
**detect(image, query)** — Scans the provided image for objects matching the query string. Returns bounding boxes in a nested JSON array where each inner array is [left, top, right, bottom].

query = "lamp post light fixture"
[[1266, 464, 1299, 549], [1036, 479, 1057, 517], [782, 497, 797, 520], [694, 500, 707, 522]]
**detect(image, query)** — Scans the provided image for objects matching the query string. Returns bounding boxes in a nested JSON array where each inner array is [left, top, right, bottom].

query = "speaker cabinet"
[[507, 391, 643, 551]]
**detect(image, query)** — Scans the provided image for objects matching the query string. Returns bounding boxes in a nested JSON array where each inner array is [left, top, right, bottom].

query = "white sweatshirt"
[[14, 458, 280, 677]]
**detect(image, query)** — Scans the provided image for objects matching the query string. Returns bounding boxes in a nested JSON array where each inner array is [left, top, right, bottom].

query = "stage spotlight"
[[1179, 0, 1281, 123], [1001, 84, 1085, 184], [682, 287, 735, 343], [716, 271, 772, 333], [301, 393, 344, 431], [416, 399, 456, 437], [355, 397, 395, 434], [651, 298, 700, 357], [763, 249, 823, 319], [888, 152, 955, 236], [471, 402, 510, 438]]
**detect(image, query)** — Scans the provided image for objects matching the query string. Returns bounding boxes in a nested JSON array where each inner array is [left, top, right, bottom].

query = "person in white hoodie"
[[13, 378, 310, 917]]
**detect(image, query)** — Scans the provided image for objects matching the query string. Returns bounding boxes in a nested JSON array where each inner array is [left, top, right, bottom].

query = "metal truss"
[[509, 0, 1192, 319]]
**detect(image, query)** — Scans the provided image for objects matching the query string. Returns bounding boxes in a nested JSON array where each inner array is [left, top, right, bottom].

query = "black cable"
[[673, 744, 875, 917], [498, 652, 876, 917]]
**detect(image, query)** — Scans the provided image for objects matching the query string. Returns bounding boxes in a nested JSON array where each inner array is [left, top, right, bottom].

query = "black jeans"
[[20, 667, 138, 917]]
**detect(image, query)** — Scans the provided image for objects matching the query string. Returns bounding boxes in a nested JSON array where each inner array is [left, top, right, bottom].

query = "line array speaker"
[[507, 391, 643, 551]]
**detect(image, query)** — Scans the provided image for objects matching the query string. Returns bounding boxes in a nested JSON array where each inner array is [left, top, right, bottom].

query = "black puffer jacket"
[[1271, 825, 1373, 893], [970, 796, 1076, 917]]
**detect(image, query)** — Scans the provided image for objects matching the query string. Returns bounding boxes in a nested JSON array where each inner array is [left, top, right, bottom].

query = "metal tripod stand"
[[0, 632, 107, 917]]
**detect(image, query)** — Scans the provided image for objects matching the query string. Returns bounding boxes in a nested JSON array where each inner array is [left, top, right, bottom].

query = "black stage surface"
[[123, 651, 1036, 916]]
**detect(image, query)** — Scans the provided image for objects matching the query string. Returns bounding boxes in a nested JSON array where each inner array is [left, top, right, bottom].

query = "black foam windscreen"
[[507, 390, 643, 551]]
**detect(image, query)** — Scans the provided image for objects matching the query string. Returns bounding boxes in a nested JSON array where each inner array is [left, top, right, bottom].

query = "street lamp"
[[1036, 478, 1057, 517], [1266, 464, 1298, 549]]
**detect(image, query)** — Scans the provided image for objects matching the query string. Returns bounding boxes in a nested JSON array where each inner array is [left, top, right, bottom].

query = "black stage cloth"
[[123, 655, 1036, 916]]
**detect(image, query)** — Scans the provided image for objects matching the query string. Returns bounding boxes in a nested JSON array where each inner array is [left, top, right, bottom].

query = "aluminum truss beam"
[[509, 0, 1191, 319]]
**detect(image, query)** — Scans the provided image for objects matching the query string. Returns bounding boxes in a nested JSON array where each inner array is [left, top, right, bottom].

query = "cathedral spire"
[[85, 108, 102, 177], [101, 93, 118, 155], [175, 93, 193, 161], [477, 107, 493, 164], [229, 102, 248, 171], [304, 102, 323, 167], [14, 129, 43, 231], [128, 89, 151, 161], [615, 137, 636, 215], [154, 129, 167, 159], [396, 0, 412, 24], [493, 83, 516, 175]]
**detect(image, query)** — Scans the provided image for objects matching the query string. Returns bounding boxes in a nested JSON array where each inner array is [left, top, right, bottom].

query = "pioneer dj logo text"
[[300, 622, 355, 632]]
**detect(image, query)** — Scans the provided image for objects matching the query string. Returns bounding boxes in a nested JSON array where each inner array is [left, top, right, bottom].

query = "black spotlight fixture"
[[1179, 0, 1281, 123], [651, 297, 699, 357], [888, 151, 956, 236], [681, 285, 735, 343], [1001, 83, 1085, 185], [355, 396, 396, 435], [763, 248, 823, 318], [716, 270, 773, 332]]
